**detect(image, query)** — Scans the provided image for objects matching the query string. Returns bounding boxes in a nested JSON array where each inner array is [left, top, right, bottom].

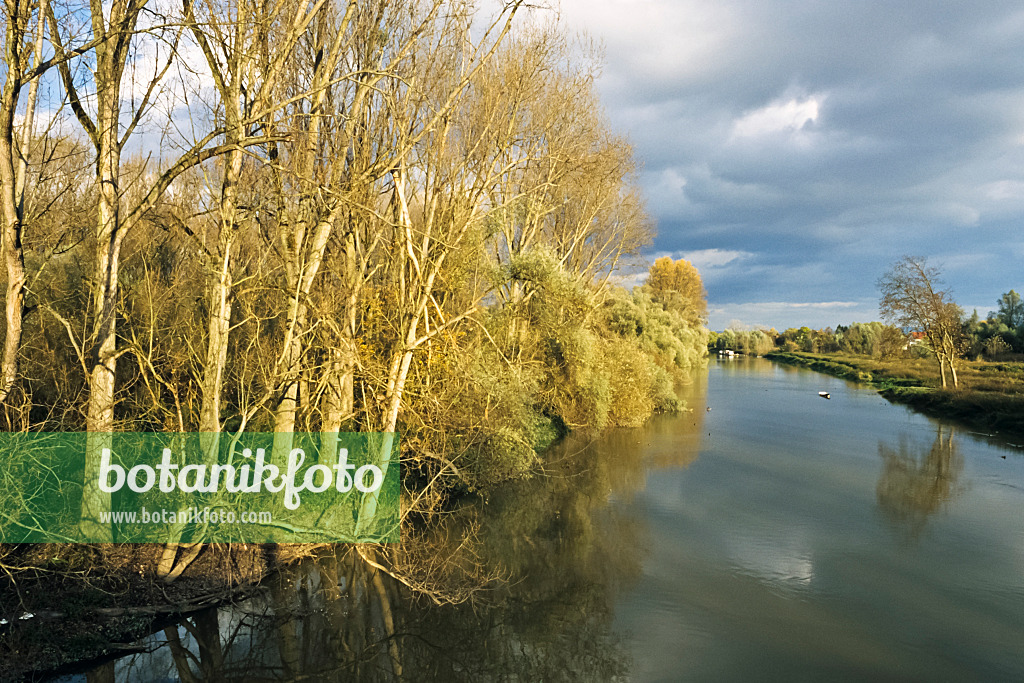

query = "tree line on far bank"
[[711, 321, 912, 358]]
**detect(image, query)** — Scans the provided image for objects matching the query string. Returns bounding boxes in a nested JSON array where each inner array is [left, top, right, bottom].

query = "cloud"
[[679, 248, 752, 270], [558, 0, 1024, 330], [708, 300, 877, 331], [646, 248, 752, 270], [731, 96, 822, 139], [984, 180, 1024, 201], [608, 271, 649, 289]]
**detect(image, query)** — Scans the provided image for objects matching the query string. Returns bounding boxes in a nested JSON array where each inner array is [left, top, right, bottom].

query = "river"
[[58, 357, 1024, 681]]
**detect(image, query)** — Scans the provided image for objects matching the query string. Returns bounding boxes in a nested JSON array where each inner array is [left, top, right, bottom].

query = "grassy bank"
[[764, 352, 1024, 436]]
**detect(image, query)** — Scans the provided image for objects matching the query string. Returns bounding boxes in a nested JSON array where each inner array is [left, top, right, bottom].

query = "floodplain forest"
[[0, 1, 709, 539]]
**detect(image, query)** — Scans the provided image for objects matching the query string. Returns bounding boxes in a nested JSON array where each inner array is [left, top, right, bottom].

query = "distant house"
[[904, 331, 927, 350]]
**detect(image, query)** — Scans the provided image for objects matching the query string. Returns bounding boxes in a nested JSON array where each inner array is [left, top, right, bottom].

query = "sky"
[[555, 0, 1024, 330]]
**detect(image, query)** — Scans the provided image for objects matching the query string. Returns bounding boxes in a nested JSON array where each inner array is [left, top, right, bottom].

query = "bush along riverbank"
[[765, 352, 1024, 436]]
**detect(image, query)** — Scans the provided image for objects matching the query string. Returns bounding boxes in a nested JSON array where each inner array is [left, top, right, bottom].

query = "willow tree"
[[647, 256, 707, 324], [266, 0, 444, 443], [49, 0, 282, 537], [0, 0, 88, 411], [182, 0, 311, 436], [49, 0, 168, 538], [484, 31, 651, 353], [351, 1, 527, 532], [0, 0, 44, 407]]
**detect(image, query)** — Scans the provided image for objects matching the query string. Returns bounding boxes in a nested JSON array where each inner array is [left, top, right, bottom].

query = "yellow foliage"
[[647, 256, 708, 320]]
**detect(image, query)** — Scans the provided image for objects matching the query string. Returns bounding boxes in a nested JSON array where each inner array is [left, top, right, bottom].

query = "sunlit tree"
[[646, 256, 707, 323], [878, 256, 966, 388], [994, 290, 1024, 330]]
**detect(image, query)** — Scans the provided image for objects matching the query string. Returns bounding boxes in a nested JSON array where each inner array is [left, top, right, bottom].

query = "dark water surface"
[[61, 358, 1024, 681]]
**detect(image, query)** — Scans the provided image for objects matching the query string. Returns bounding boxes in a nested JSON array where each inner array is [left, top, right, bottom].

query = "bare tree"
[[480, 32, 651, 359], [0, 0, 39, 407], [878, 255, 967, 388], [49, 0, 277, 536], [349, 1, 527, 531], [0, 0, 74, 409], [181, 0, 351, 439]]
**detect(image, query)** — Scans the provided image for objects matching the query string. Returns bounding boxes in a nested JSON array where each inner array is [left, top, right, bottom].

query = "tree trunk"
[[199, 224, 235, 434], [197, 143, 242, 476], [80, 77, 124, 540], [321, 344, 355, 432], [0, 149, 25, 406], [354, 336, 412, 536], [320, 341, 355, 465], [0, 0, 46, 406], [193, 609, 225, 678], [273, 211, 337, 458], [272, 293, 304, 462], [371, 565, 402, 678], [164, 625, 200, 683]]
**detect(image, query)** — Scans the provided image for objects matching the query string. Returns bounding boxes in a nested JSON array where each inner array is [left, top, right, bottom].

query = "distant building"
[[904, 331, 926, 350]]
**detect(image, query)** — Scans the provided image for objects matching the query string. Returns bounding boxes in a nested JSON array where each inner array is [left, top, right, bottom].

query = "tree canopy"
[[646, 256, 707, 323], [994, 290, 1024, 329]]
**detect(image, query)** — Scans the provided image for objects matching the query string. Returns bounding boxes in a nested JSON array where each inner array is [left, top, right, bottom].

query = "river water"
[[60, 357, 1024, 681]]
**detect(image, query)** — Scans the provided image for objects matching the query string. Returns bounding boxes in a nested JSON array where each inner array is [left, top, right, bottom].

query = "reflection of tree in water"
[[82, 428, 658, 681], [644, 372, 706, 471], [877, 424, 964, 538]]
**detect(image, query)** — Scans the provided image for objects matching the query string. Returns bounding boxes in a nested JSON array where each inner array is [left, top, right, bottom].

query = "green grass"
[[764, 351, 1024, 436]]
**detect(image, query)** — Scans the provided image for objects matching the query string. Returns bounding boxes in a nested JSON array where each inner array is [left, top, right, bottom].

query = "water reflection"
[[877, 424, 964, 539], [47, 363, 1024, 681], [644, 371, 706, 471], [725, 529, 815, 588], [67, 375, 710, 682]]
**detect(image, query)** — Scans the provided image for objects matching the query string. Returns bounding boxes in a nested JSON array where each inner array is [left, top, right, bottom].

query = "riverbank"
[[764, 352, 1024, 436]]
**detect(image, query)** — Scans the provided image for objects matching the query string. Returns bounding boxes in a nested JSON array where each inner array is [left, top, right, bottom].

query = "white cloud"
[[656, 167, 687, 193], [984, 180, 1024, 200], [731, 96, 822, 139], [644, 167, 699, 218], [558, 0, 744, 85], [708, 300, 877, 331], [644, 248, 753, 274], [608, 271, 649, 289], [679, 248, 752, 269]]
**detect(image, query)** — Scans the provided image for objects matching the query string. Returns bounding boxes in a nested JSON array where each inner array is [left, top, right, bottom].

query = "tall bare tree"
[[878, 255, 966, 388], [0, 0, 64, 410], [181, 0, 345, 438], [49, 0, 284, 535]]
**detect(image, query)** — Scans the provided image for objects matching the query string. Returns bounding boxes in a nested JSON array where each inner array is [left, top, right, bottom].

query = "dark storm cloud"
[[559, 0, 1024, 328]]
